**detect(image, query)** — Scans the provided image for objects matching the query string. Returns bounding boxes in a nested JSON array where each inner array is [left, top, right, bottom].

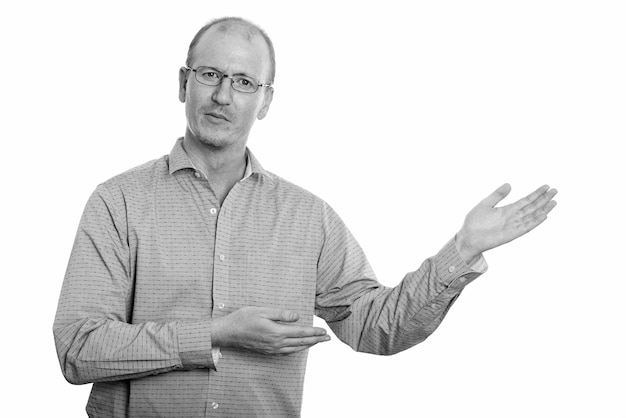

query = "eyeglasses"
[[185, 66, 272, 94]]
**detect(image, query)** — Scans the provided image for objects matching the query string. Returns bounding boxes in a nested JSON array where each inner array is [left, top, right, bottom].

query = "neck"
[[183, 132, 247, 179], [182, 132, 247, 203]]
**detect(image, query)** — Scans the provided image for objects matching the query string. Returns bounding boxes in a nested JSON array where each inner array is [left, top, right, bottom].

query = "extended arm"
[[315, 204, 481, 355], [315, 184, 557, 355]]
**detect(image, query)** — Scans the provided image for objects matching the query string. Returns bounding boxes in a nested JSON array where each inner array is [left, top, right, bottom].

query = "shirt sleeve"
[[53, 185, 215, 385], [315, 202, 486, 355]]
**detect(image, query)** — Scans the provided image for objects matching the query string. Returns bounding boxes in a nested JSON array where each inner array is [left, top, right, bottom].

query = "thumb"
[[263, 308, 300, 322], [480, 183, 512, 207]]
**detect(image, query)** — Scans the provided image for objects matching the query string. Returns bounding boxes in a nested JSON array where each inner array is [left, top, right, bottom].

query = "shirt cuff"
[[468, 253, 488, 273], [211, 347, 222, 367], [177, 320, 215, 370], [434, 237, 486, 288]]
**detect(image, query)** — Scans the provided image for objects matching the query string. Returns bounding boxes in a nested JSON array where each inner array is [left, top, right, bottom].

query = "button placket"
[[208, 202, 229, 414], [212, 201, 230, 324]]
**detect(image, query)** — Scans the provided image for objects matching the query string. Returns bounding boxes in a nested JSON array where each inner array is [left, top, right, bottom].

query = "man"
[[54, 17, 557, 417]]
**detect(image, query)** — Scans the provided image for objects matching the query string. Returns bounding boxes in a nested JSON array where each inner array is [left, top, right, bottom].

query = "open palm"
[[456, 183, 558, 262]]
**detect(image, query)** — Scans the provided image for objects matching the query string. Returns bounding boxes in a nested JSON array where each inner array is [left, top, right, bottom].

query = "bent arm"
[[315, 203, 485, 355], [53, 185, 215, 385]]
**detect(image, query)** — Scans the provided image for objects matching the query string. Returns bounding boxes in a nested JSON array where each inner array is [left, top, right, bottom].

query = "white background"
[[2, 1, 625, 417]]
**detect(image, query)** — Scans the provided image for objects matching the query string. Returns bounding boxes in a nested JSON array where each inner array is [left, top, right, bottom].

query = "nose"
[[211, 76, 234, 105]]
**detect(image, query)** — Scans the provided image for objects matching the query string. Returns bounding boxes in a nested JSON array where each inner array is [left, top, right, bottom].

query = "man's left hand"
[[455, 183, 558, 264]]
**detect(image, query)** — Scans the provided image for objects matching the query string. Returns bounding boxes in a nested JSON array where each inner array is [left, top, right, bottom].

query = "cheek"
[[236, 99, 264, 123], [186, 89, 202, 111], [185, 92, 207, 124]]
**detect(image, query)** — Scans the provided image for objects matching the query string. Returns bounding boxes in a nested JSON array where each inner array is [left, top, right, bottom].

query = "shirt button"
[[211, 402, 219, 409], [210, 208, 217, 215], [219, 254, 225, 261], [217, 303, 225, 309], [194, 171, 201, 178], [448, 265, 456, 273], [459, 276, 467, 283]]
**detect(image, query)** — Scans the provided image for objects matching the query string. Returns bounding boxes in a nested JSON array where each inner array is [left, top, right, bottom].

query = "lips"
[[205, 111, 231, 122]]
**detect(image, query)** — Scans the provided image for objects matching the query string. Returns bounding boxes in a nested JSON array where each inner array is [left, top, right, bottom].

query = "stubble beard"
[[195, 131, 229, 148], [188, 118, 235, 150]]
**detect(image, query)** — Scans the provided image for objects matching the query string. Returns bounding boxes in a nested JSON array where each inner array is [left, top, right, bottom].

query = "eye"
[[232, 76, 258, 92], [201, 71, 219, 79], [194, 67, 223, 86]]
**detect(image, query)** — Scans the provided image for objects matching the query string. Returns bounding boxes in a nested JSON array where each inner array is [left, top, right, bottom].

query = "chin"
[[194, 133, 234, 149]]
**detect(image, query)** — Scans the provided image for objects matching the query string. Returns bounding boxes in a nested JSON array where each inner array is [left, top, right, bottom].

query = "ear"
[[178, 67, 189, 103], [257, 87, 274, 120]]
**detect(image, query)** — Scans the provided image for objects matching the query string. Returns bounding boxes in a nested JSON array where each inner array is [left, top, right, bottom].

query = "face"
[[179, 26, 273, 149]]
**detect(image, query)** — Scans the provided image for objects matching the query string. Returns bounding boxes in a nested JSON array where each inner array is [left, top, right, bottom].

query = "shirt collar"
[[167, 137, 270, 181]]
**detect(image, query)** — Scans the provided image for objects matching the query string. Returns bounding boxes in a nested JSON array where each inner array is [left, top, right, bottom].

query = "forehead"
[[192, 25, 270, 77]]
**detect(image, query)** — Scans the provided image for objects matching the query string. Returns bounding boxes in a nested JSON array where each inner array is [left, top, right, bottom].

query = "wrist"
[[211, 316, 227, 347], [455, 231, 481, 265]]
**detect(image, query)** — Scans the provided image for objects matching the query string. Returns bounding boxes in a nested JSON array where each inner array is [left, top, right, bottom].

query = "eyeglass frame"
[[184, 66, 273, 94]]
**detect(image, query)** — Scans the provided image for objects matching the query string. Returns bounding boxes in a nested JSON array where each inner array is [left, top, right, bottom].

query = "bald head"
[[186, 17, 276, 84]]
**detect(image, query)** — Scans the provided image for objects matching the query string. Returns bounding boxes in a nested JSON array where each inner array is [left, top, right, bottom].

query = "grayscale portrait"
[[2, 2, 624, 417]]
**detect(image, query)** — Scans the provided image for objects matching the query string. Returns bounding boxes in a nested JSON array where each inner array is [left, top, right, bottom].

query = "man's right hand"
[[211, 307, 331, 355]]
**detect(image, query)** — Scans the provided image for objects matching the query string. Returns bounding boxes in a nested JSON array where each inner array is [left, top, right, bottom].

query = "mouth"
[[204, 112, 230, 123]]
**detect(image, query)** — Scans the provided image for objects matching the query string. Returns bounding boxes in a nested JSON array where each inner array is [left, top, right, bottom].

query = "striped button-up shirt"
[[54, 138, 485, 417]]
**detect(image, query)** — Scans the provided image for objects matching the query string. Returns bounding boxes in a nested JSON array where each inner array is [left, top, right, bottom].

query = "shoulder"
[[103, 156, 166, 187], [92, 155, 168, 205], [260, 169, 328, 209]]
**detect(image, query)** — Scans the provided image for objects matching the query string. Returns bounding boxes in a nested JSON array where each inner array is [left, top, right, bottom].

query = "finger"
[[276, 324, 328, 338], [276, 336, 331, 354], [282, 335, 331, 348], [517, 213, 549, 236], [516, 200, 557, 236], [518, 188, 558, 217], [275, 345, 313, 355], [544, 199, 558, 215], [275, 346, 309, 355], [480, 183, 512, 208], [261, 308, 300, 322], [510, 184, 550, 211], [520, 199, 557, 224]]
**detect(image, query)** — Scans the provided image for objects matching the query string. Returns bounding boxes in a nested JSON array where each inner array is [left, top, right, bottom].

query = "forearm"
[[329, 238, 485, 355], [53, 317, 214, 385]]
